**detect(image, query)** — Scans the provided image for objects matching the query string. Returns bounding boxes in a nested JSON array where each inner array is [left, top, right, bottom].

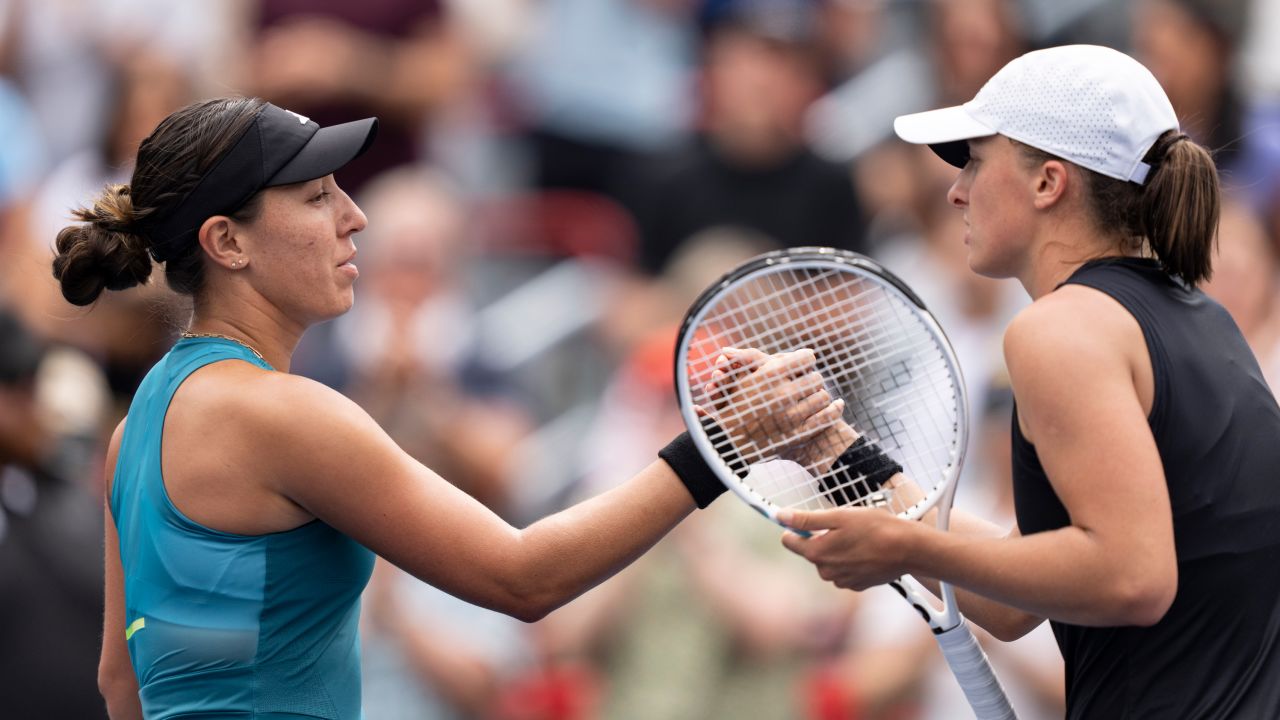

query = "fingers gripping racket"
[[673, 247, 1017, 720]]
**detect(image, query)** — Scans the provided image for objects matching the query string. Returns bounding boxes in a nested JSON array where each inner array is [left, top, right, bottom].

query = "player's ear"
[[198, 215, 247, 271], [1032, 159, 1070, 211]]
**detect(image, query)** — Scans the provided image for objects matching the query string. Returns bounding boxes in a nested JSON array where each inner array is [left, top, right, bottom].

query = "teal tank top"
[[111, 337, 375, 719]]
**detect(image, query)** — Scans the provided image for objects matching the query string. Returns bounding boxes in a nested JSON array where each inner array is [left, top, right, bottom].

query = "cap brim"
[[893, 106, 996, 168], [266, 117, 379, 187]]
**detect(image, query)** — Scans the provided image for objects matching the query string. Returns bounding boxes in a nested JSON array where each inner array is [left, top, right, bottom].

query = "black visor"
[[929, 140, 970, 169], [142, 102, 378, 262]]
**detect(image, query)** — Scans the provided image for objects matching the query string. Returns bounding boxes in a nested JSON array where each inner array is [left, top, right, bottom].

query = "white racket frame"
[[673, 247, 1018, 720]]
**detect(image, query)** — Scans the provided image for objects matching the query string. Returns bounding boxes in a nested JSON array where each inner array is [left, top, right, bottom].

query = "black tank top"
[[1012, 257, 1280, 719]]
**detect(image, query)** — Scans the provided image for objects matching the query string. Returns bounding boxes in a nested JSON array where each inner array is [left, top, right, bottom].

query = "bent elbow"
[[986, 614, 1041, 643], [981, 608, 1045, 642], [98, 661, 137, 711], [1112, 573, 1177, 627], [494, 580, 559, 624], [512, 603, 552, 624], [502, 590, 555, 624], [1120, 591, 1175, 627]]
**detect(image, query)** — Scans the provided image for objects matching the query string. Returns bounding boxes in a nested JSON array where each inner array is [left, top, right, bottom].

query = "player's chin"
[[337, 289, 356, 315], [967, 250, 1010, 280], [968, 256, 994, 278], [319, 288, 357, 320]]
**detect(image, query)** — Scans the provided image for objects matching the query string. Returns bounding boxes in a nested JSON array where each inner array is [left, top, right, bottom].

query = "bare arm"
[[246, 375, 695, 622], [898, 496, 1045, 640], [782, 290, 1177, 636], [99, 420, 142, 719], [222, 347, 837, 623]]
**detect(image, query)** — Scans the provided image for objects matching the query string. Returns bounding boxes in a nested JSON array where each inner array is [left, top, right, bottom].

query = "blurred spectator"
[[873, 146, 1027, 483], [0, 77, 45, 314], [418, 0, 533, 197], [873, 0, 1024, 230], [362, 557, 536, 720], [628, 0, 868, 274], [1203, 200, 1280, 392], [334, 167, 532, 514], [5, 49, 193, 409], [1131, 0, 1280, 209], [506, 0, 698, 203], [926, 0, 1026, 106], [1132, 0, 1246, 159], [334, 168, 541, 718], [0, 309, 50, 483], [812, 0, 1026, 247], [1241, 0, 1280, 100], [245, 0, 473, 194], [1023, 0, 1129, 49], [0, 76, 46, 210], [0, 0, 116, 164], [0, 0, 234, 166], [812, 0, 894, 86], [0, 306, 112, 719]]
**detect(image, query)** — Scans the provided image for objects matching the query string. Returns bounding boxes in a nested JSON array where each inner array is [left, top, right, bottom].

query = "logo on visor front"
[[285, 110, 310, 126]]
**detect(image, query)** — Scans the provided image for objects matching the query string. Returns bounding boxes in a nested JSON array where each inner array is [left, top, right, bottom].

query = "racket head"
[[674, 247, 969, 525]]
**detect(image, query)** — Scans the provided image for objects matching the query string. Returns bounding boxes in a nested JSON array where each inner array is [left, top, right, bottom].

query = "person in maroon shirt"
[[244, 0, 467, 194]]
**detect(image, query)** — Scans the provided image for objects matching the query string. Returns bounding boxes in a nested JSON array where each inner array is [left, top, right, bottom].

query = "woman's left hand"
[[776, 507, 918, 591]]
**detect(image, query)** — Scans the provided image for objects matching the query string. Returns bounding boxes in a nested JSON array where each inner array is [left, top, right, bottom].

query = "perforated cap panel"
[[898, 45, 1179, 184]]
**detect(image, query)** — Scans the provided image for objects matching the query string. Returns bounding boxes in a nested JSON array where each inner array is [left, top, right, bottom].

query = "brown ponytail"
[[1013, 130, 1222, 287], [51, 184, 153, 306], [50, 97, 267, 305], [1136, 132, 1220, 287]]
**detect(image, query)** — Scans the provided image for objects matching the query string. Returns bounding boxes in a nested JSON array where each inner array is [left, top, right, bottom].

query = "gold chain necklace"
[[179, 331, 269, 366]]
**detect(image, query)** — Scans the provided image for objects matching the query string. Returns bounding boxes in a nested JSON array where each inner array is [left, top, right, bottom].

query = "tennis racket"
[[673, 247, 1017, 720]]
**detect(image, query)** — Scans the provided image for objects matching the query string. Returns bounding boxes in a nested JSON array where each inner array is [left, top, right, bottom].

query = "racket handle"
[[935, 621, 1018, 720]]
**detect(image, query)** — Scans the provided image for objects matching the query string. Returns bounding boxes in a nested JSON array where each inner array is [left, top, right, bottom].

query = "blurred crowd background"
[[2, 0, 1279, 718]]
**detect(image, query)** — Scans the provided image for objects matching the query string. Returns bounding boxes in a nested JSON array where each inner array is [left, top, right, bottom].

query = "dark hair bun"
[[51, 184, 154, 306]]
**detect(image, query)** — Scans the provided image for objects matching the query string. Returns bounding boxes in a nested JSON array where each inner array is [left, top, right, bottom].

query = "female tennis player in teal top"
[[54, 98, 847, 719]]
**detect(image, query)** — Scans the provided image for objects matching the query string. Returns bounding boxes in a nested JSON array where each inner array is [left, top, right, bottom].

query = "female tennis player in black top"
[[780, 45, 1280, 718]]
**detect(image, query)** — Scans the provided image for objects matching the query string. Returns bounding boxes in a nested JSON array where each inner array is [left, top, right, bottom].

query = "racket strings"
[[692, 276, 942, 420], [686, 266, 962, 513], [695, 278, 955, 457], [697, 294, 948, 430], [698, 272, 947, 413], [698, 347, 954, 478]]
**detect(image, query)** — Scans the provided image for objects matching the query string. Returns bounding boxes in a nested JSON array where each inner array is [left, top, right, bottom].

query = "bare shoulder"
[[174, 360, 389, 487], [1003, 284, 1146, 441], [185, 358, 399, 499], [1003, 283, 1141, 370], [182, 360, 374, 435]]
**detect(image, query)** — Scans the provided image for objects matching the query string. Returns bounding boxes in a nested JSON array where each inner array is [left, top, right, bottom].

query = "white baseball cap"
[[894, 44, 1179, 185]]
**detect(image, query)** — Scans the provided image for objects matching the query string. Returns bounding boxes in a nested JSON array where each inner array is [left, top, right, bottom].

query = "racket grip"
[[935, 622, 1018, 720]]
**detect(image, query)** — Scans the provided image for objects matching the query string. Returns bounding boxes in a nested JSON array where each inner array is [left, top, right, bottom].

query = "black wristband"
[[838, 435, 902, 489], [659, 430, 729, 509], [820, 435, 903, 505]]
